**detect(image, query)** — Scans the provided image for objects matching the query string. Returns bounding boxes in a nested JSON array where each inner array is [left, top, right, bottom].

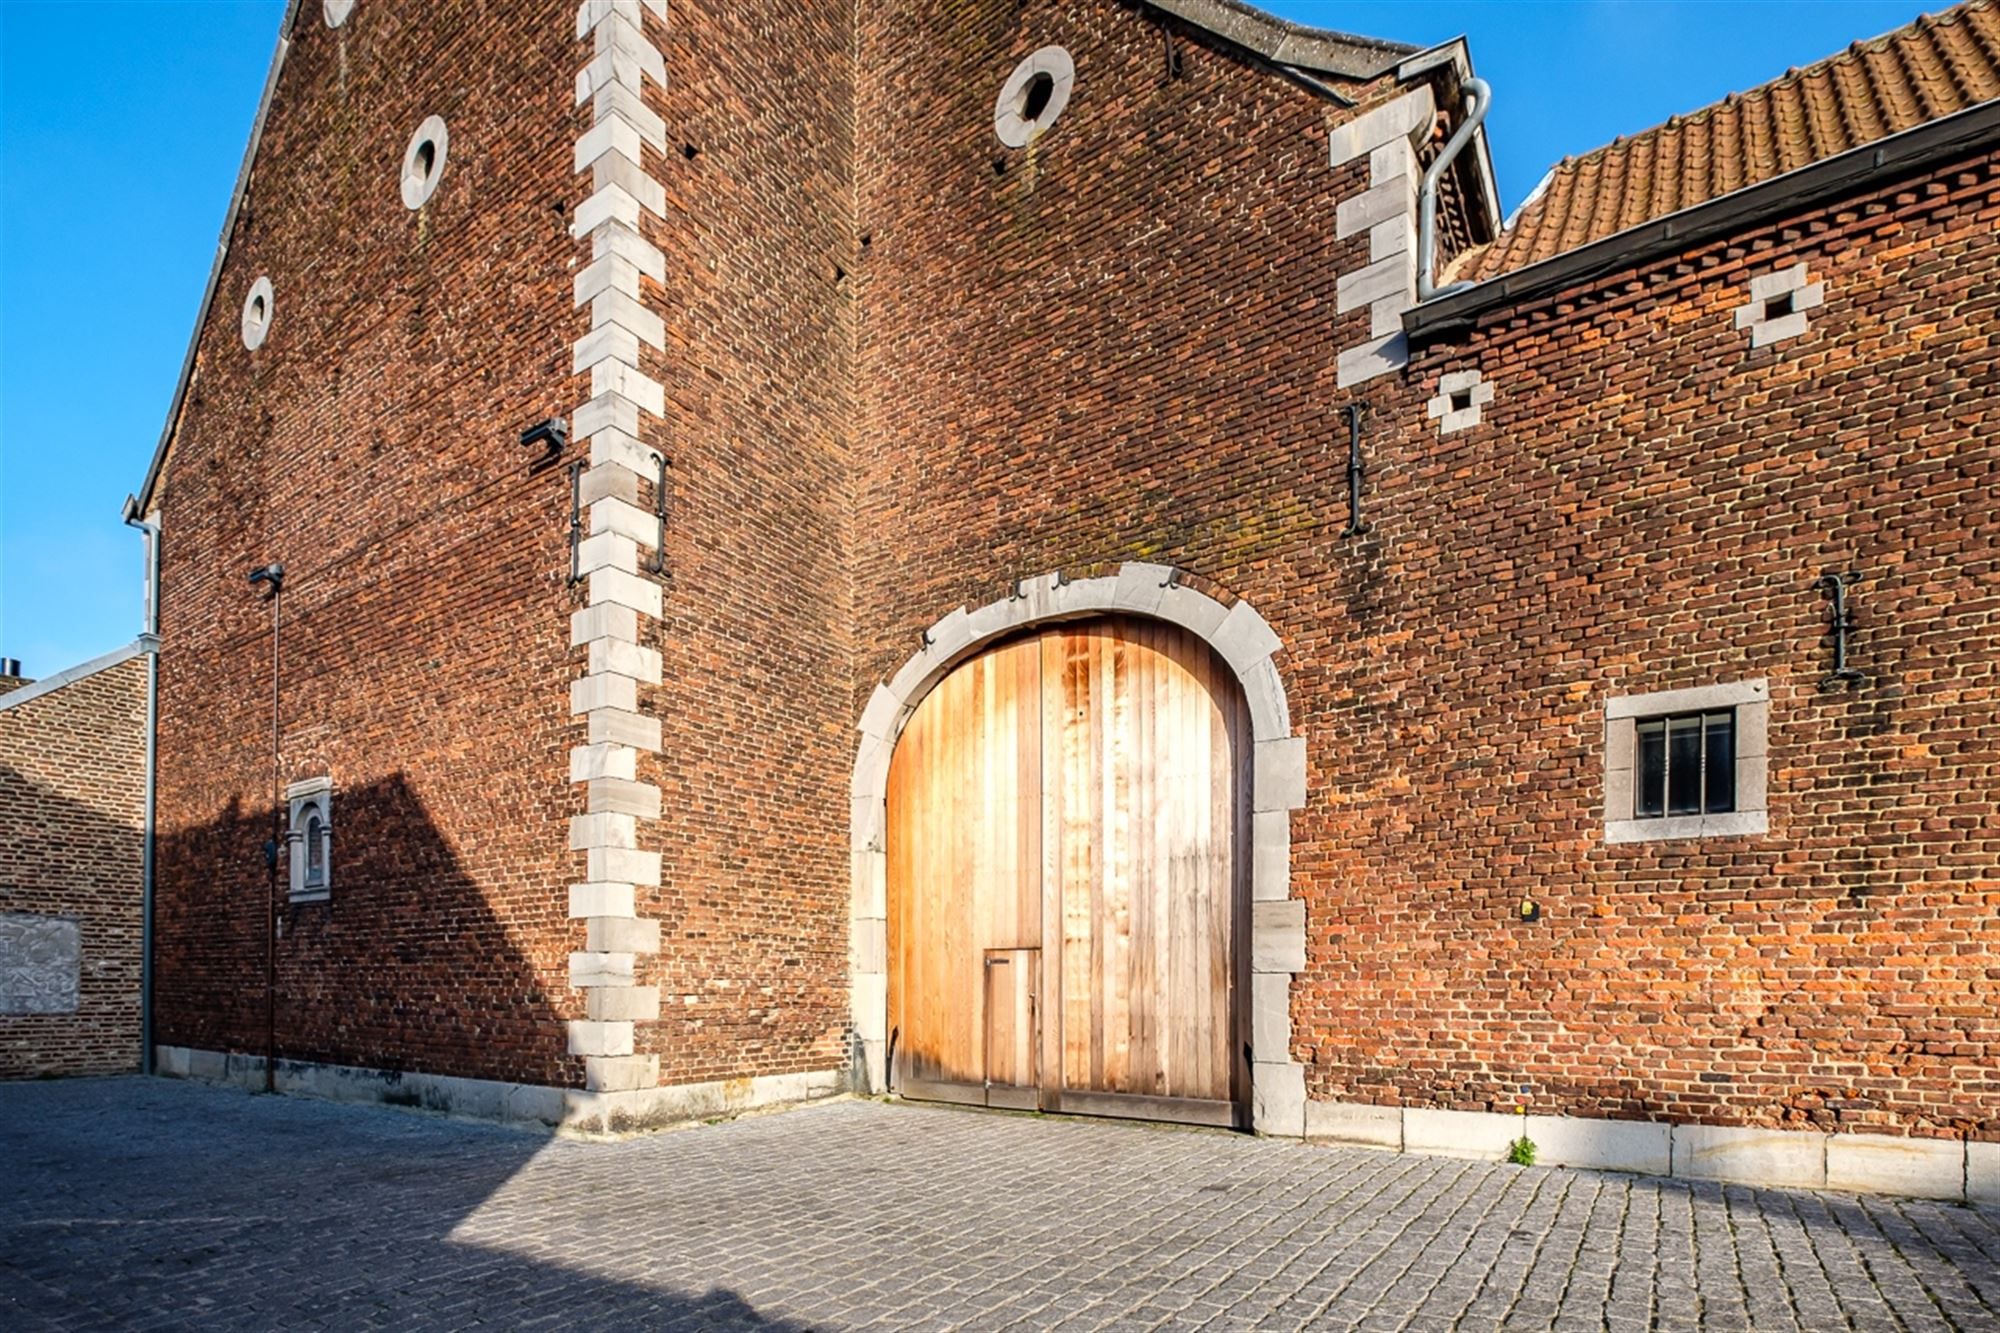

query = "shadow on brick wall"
[[0, 764, 144, 1079], [152, 771, 575, 1090]]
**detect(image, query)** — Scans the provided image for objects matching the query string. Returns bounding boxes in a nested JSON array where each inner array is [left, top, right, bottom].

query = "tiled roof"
[[1448, 0, 2000, 283]]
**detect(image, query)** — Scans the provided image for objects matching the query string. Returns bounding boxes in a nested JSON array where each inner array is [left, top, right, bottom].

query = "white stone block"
[[1336, 253, 1414, 315], [1405, 1107, 1525, 1161], [576, 50, 648, 108], [1826, 1135, 1965, 1200], [572, 602, 639, 647], [587, 707, 661, 752], [575, 530, 639, 578], [1253, 736, 1308, 813], [1112, 562, 1173, 617], [1369, 294, 1408, 338], [578, 462, 640, 508], [1337, 330, 1408, 388], [573, 322, 641, 376], [588, 846, 661, 886], [1528, 1115, 1671, 1176], [1307, 1101, 1404, 1149], [592, 83, 667, 153], [570, 742, 637, 783], [1969, 1142, 1999, 1206], [1250, 971, 1290, 1059], [591, 288, 666, 350], [575, 0, 650, 40], [922, 606, 974, 663], [1049, 575, 1120, 620], [857, 683, 903, 743], [590, 359, 665, 418], [1211, 599, 1282, 674], [574, 114, 644, 177], [572, 182, 642, 238], [851, 970, 888, 1042], [592, 152, 666, 219], [593, 10, 666, 85], [1751, 310, 1810, 347], [1251, 898, 1306, 973], [850, 794, 884, 853], [586, 915, 660, 953], [591, 495, 658, 546], [590, 428, 661, 478], [851, 733, 892, 802], [592, 222, 666, 291], [584, 1053, 657, 1093], [1671, 1125, 1825, 1190], [569, 882, 635, 918], [574, 390, 639, 440], [851, 917, 886, 975], [568, 810, 636, 851], [1251, 1061, 1306, 1137], [1370, 214, 1416, 264], [588, 567, 663, 619], [587, 985, 660, 1022], [1439, 368, 1482, 394], [568, 1019, 634, 1057], [569, 950, 635, 989], [589, 637, 661, 684], [1252, 810, 1290, 902], [1328, 86, 1435, 167], [1336, 175, 1416, 241], [586, 776, 660, 819], [1748, 262, 1810, 301], [570, 672, 637, 717], [1240, 655, 1290, 740], [1157, 583, 1229, 642], [851, 849, 886, 920]]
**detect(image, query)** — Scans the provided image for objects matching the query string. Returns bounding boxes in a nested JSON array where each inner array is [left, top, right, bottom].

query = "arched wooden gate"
[[886, 616, 1249, 1126]]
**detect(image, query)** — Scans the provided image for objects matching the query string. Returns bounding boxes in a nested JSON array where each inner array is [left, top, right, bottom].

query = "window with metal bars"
[[1634, 710, 1736, 818]]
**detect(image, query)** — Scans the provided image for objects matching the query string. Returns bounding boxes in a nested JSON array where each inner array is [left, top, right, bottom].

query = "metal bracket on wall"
[[645, 452, 669, 577], [566, 460, 584, 587], [1343, 402, 1367, 536], [1817, 570, 1864, 689]]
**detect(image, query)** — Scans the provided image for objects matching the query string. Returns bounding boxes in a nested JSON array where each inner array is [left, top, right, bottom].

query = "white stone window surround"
[[400, 115, 449, 211], [1604, 680, 1768, 844], [286, 776, 333, 902], [1734, 262, 1824, 348], [994, 46, 1075, 149], [1426, 368, 1493, 434], [241, 276, 274, 351]]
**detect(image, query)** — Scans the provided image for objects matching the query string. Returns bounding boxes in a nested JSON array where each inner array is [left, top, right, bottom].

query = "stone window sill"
[[1605, 811, 1768, 844]]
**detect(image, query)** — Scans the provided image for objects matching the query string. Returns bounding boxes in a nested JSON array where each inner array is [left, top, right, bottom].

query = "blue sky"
[[0, 0, 1938, 676]]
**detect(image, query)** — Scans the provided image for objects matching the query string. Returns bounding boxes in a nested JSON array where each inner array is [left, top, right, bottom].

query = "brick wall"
[[150, 1, 582, 1085], [0, 655, 147, 1078], [855, 3, 1997, 1140]]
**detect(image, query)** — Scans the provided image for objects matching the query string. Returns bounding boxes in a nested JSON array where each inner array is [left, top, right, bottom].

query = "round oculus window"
[[400, 115, 449, 210], [994, 46, 1075, 149], [241, 276, 274, 351]]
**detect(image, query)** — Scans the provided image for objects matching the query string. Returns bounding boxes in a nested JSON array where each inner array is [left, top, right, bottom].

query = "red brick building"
[[133, 0, 1997, 1199], [0, 648, 150, 1078]]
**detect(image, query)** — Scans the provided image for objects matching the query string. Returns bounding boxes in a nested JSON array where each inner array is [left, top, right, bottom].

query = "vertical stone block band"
[[566, 0, 670, 1095]]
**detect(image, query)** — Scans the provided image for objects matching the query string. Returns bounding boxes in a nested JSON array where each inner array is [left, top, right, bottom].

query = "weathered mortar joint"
[[566, 0, 670, 1092]]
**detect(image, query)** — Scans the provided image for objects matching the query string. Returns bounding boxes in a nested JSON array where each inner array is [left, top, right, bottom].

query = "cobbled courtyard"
[[2, 1077, 1996, 1330]]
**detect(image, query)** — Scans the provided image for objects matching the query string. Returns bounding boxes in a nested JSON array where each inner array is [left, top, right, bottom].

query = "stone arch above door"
[[849, 563, 1309, 1135]]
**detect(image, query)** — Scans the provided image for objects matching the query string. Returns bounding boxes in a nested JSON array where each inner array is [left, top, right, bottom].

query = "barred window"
[[1634, 710, 1737, 818]]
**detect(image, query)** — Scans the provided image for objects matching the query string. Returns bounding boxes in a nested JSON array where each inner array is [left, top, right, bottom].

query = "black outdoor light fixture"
[[248, 562, 284, 595], [521, 416, 568, 465]]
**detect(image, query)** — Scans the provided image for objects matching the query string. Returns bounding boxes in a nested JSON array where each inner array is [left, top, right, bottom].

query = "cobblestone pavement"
[[3, 1078, 1997, 1330]]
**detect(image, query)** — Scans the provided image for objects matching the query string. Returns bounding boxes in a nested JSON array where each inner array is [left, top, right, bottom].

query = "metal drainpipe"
[[1416, 76, 1492, 303], [122, 499, 160, 1077]]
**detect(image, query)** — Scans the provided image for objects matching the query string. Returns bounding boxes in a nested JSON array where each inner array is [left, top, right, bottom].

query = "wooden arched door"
[[886, 617, 1249, 1127]]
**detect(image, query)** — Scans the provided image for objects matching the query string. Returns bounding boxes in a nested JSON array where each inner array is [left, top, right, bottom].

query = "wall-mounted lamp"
[[248, 563, 284, 596], [521, 416, 568, 466]]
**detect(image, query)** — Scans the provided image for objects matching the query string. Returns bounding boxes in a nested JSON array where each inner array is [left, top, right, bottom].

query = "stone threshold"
[[153, 1044, 845, 1136], [1304, 1099, 1998, 1205]]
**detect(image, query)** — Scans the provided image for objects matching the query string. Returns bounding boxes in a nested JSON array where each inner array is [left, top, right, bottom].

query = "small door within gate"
[[983, 949, 1039, 1110]]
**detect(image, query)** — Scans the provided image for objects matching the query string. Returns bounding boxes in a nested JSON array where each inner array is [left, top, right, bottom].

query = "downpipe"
[[1416, 76, 1492, 303], [121, 498, 160, 1077]]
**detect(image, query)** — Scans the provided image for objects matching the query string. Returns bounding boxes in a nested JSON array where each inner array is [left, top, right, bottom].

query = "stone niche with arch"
[[849, 563, 1310, 1135]]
